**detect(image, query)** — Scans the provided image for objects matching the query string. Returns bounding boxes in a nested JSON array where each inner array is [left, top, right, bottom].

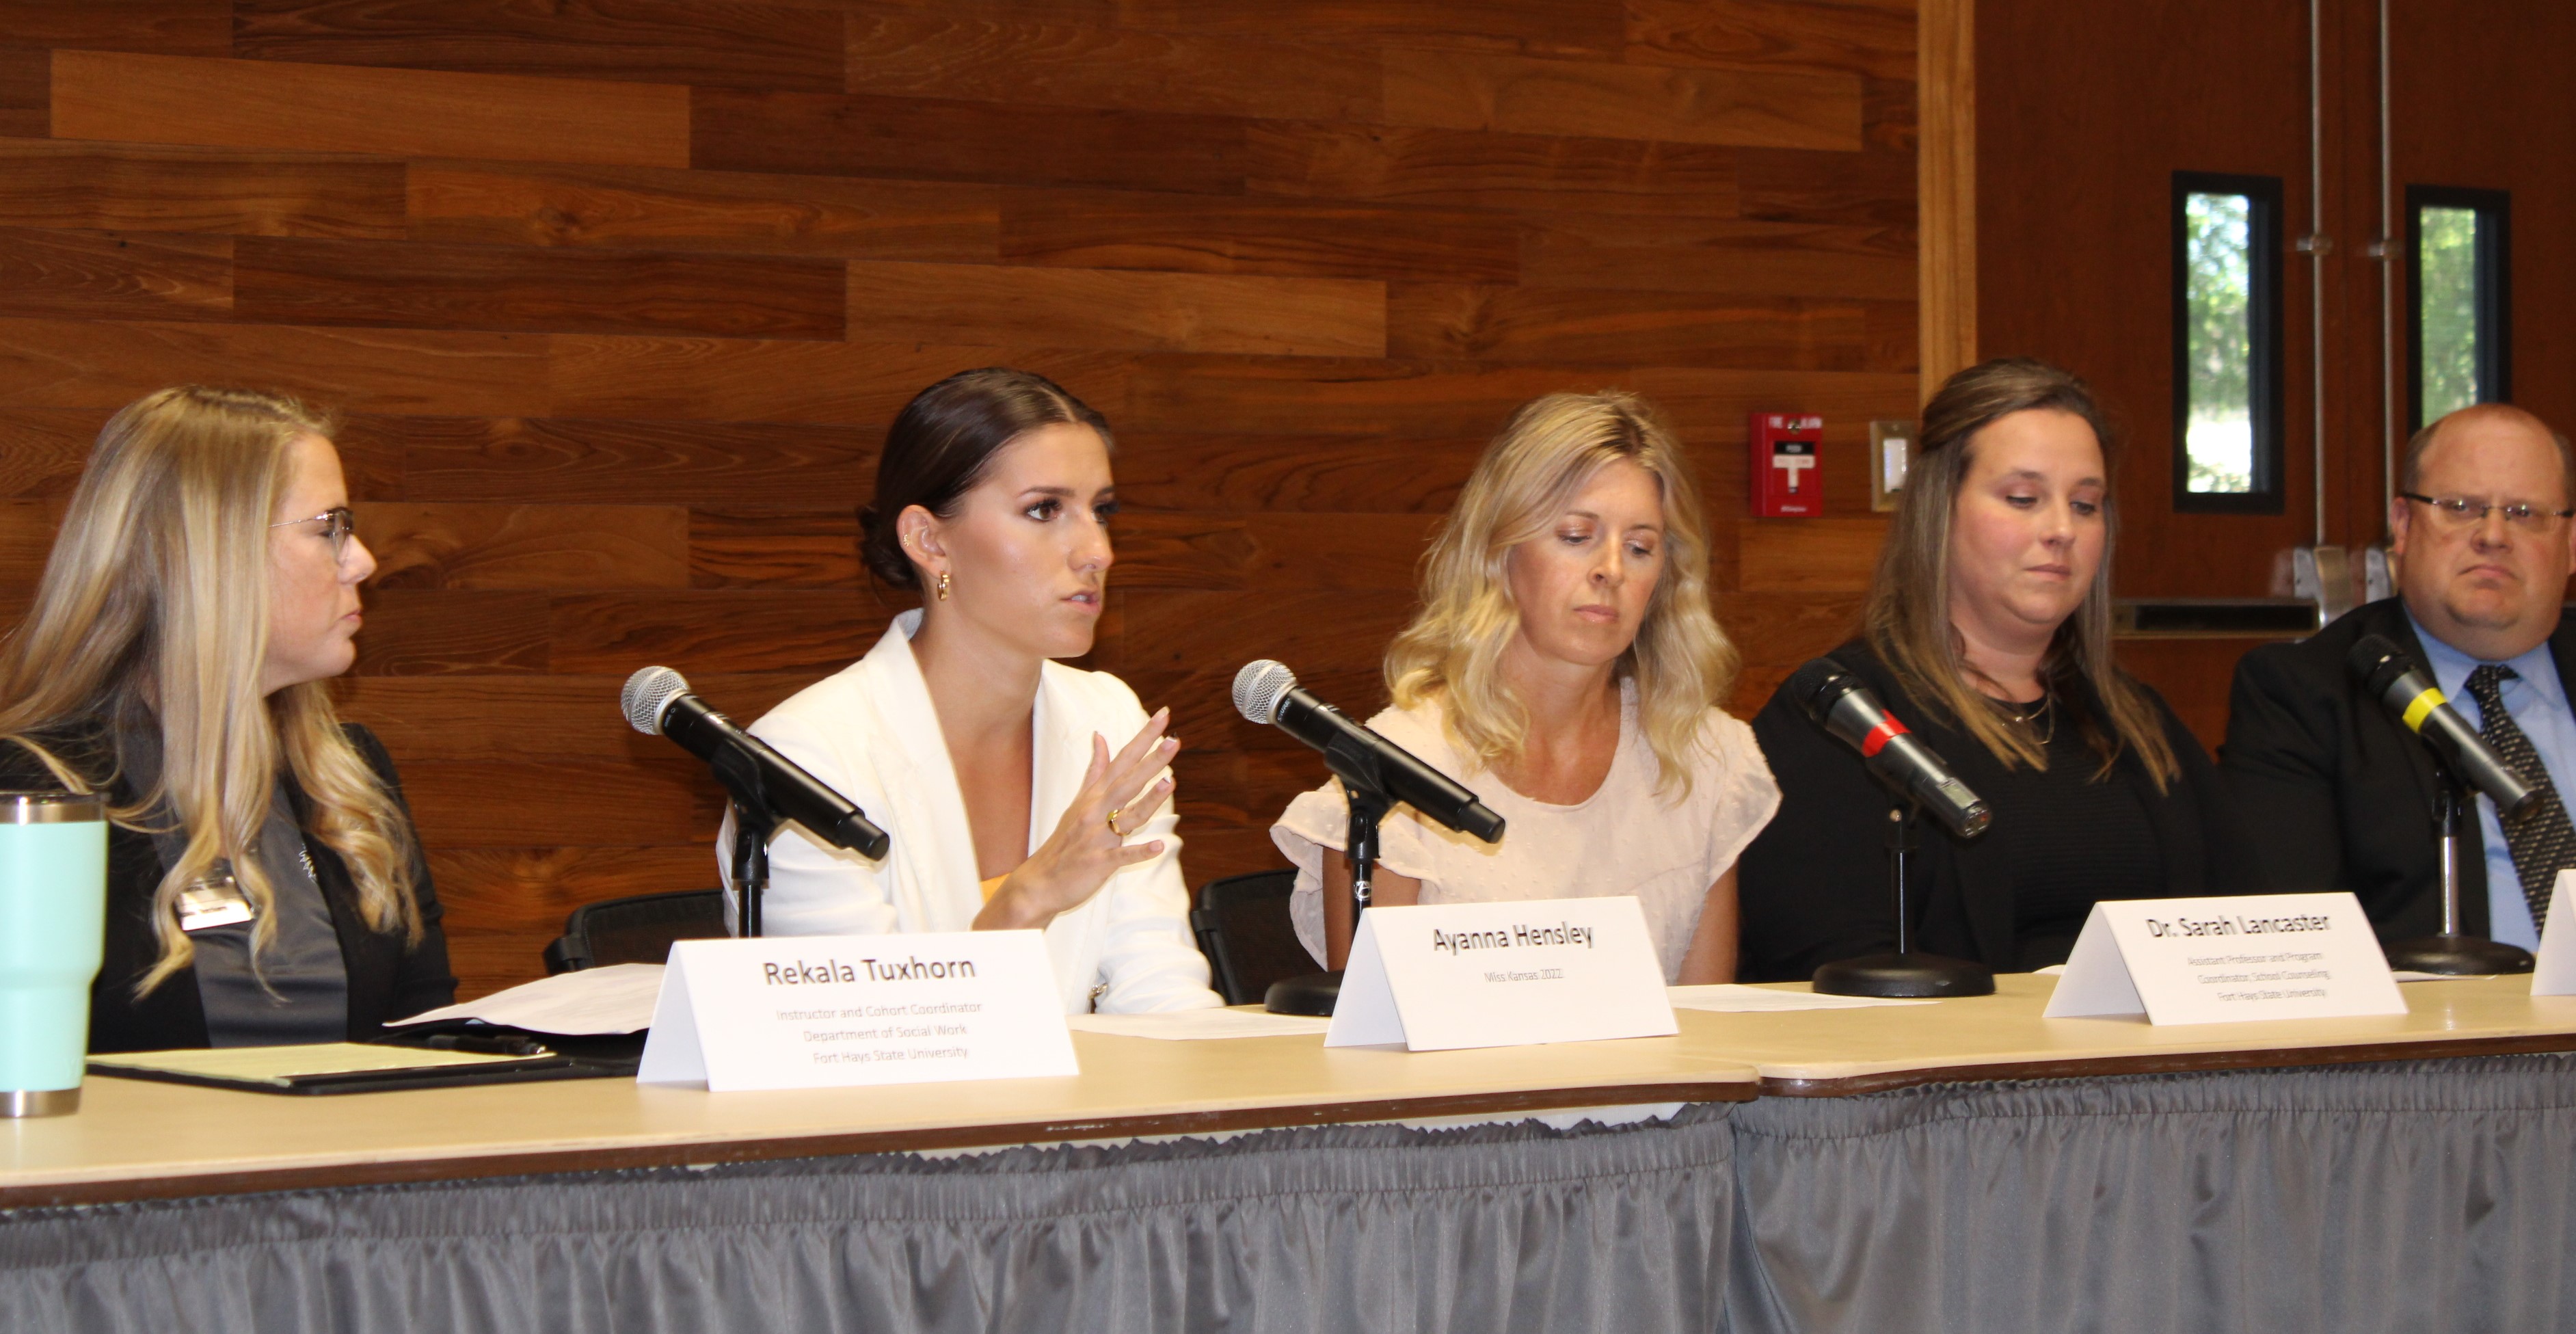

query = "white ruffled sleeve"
[[1698, 709, 1782, 877], [1270, 779, 1352, 967], [1267, 705, 1463, 965]]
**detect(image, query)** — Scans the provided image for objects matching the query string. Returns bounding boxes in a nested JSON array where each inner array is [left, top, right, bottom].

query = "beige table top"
[[1697, 973, 2576, 1095], [12, 976, 2576, 1208], [0, 1014, 1758, 1208]]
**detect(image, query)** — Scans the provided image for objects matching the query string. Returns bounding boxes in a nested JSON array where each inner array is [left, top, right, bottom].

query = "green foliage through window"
[[2418, 206, 2482, 420], [2183, 192, 2255, 494]]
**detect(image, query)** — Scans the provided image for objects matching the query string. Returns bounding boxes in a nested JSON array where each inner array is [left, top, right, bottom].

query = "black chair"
[[543, 888, 730, 974], [1189, 869, 1313, 1006]]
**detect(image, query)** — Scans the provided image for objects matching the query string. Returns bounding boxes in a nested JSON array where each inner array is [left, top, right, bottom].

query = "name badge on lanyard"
[[177, 866, 256, 933]]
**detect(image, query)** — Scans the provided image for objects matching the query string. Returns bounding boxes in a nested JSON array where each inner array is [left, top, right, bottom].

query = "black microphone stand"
[[1812, 798, 1996, 998], [2382, 760, 2536, 975], [1264, 786, 1393, 1017], [703, 731, 790, 940], [727, 799, 781, 939]]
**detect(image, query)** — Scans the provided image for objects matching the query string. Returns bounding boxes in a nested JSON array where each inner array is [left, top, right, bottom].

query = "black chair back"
[[544, 888, 729, 974], [1189, 869, 1311, 1005]]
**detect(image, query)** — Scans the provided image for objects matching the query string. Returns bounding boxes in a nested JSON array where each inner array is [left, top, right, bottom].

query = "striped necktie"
[[2463, 664, 2576, 929]]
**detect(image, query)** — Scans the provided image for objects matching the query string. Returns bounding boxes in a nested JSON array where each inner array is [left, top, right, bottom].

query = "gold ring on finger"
[[1106, 807, 1125, 838]]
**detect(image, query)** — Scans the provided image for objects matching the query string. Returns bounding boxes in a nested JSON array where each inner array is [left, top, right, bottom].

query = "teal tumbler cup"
[[0, 792, 107, 1117]]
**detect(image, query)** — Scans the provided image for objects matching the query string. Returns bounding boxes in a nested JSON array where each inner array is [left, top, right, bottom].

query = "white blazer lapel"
[[855, 610, 983, 933], [1028, 664, 1095, 857]]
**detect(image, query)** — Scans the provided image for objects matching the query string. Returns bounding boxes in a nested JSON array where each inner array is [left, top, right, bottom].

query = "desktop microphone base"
[[1813, 952, 1996, 998], [1265, 970, 1343, 1016], [2383, 933, 2534, 976]]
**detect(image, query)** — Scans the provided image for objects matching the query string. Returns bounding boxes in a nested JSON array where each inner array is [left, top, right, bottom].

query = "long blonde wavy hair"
[[0, 386, 422, 994], [1385, 391, 1734, 798], [1864, 358, 2179, 788]]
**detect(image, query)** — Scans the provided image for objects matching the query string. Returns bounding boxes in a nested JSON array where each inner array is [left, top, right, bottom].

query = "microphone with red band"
[[1785, 657, 1993, 840]]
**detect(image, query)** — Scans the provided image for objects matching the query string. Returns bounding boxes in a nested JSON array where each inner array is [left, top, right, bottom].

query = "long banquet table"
[[6, 976, 2576, 1333]]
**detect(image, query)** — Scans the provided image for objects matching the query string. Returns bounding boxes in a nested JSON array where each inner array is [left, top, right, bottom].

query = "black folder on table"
[[88, 1029, 643, 1096]]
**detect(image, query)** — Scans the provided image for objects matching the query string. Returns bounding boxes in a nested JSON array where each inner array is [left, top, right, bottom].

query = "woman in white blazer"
[[721, 369, 1220, 1015]]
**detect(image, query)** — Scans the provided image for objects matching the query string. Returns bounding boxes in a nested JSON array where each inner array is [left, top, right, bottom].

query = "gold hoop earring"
[[936, 570, 952, 601]]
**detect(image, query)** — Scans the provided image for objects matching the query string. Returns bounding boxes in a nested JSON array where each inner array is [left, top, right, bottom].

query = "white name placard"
[[2043, 892, 2405, 1024], [636, 931, 1077, 1091], [2532, 870, 2576, 995], [1326, 896, 1677, 1052]]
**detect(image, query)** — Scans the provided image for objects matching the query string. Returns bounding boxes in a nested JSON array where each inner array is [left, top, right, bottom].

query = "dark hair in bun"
[[858, 368, 1113, 589]]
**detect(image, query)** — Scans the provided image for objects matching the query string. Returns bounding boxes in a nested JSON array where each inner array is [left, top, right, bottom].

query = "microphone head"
[[1946, 786, 1995, 838], [621, 666, 688, 736], [1784, 656, 1858, 723], [2344, 634, 2416, 699], [1233, 660, 1296, 725]]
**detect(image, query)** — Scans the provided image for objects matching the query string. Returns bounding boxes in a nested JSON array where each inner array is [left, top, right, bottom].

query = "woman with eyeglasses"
[[1736, 358, 2266, 981], [0, 386, 453, 1052]]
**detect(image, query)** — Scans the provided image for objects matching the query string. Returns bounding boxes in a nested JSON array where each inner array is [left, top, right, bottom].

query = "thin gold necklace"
[[1996, 691, 2056, 745]]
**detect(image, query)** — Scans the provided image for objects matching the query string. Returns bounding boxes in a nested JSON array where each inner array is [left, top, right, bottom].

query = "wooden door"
[[1975, 0, 2576, 748]]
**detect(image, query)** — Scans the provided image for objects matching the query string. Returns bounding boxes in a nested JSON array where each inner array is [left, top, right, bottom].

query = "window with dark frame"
[[2407, 185, 2510, 431], [2171, 172, 2284, 515]]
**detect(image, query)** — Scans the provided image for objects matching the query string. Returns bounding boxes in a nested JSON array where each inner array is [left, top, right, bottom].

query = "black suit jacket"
[[0, 720, 455, 1052], [1737, 640, 2268, 982], [2220, 596, 2576, 940]]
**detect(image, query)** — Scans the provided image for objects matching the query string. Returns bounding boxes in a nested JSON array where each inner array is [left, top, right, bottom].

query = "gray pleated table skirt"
[[6, 1054, 2573, 1333]]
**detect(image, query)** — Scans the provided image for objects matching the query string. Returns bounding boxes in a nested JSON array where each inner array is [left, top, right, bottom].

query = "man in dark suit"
[[2224, 403, 2576, 946]]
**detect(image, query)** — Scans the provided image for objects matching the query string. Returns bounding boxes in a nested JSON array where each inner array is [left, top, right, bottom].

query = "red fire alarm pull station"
[[1751, 412, 1824, 517]]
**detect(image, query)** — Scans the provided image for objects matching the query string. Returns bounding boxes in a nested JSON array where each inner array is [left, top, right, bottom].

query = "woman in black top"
[[1737, 360, 2265, 980], [0, 386, 453, 1051]]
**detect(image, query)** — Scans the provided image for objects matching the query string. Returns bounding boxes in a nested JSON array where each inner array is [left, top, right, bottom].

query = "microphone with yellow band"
[[2346, 633, 2538, 818]]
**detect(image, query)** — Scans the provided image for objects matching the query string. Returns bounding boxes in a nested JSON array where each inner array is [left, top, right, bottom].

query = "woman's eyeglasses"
[[269, 506, 358, 558], [2399, 492, 2575, 533]]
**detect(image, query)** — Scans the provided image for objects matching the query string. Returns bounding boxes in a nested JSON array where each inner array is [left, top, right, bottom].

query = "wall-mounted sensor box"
[[1868, 420, 1912, 513], [1750, 412, 1823, 517]]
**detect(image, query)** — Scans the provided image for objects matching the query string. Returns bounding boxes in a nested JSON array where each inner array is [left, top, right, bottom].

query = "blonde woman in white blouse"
[[1272, 392, 1779, 983]]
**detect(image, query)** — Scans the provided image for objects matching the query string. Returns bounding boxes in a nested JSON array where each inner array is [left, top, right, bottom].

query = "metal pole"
[[1888, 804, 1917, 957], [2309, 0, 2329, 548], [2437, 781, 2463, 938], [2379, 0, 2398, 527]]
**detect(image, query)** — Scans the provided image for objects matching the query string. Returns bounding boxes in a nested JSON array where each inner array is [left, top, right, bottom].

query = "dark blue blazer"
[[2221, 596, 2576, 940]]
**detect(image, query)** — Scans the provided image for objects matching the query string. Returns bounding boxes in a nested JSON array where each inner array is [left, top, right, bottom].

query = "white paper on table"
[[1665, 984, 1934, 1013], [1066, 1009, 1332, 1040], [2039, 962, 2473, 983], [390, 963, 666, 1035]]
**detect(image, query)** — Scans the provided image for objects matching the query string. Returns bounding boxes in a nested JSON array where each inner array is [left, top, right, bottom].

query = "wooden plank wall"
[[0, 1, 1917, 998]]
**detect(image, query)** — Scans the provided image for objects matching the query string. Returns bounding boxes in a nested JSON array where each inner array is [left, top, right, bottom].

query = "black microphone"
[[1785, 658, 1993, 839], [1231, 660, 1504, 843], [2345, 635, 2538, 818], [621, 667, 891, 859]]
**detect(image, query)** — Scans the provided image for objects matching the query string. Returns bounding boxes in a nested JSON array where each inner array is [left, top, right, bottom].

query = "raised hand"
[[976, 708, 1178, 931]]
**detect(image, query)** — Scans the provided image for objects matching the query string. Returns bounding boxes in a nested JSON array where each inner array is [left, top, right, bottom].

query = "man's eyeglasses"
[[2398, 492, 2575, 533], [269, 506, 358, 558]]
